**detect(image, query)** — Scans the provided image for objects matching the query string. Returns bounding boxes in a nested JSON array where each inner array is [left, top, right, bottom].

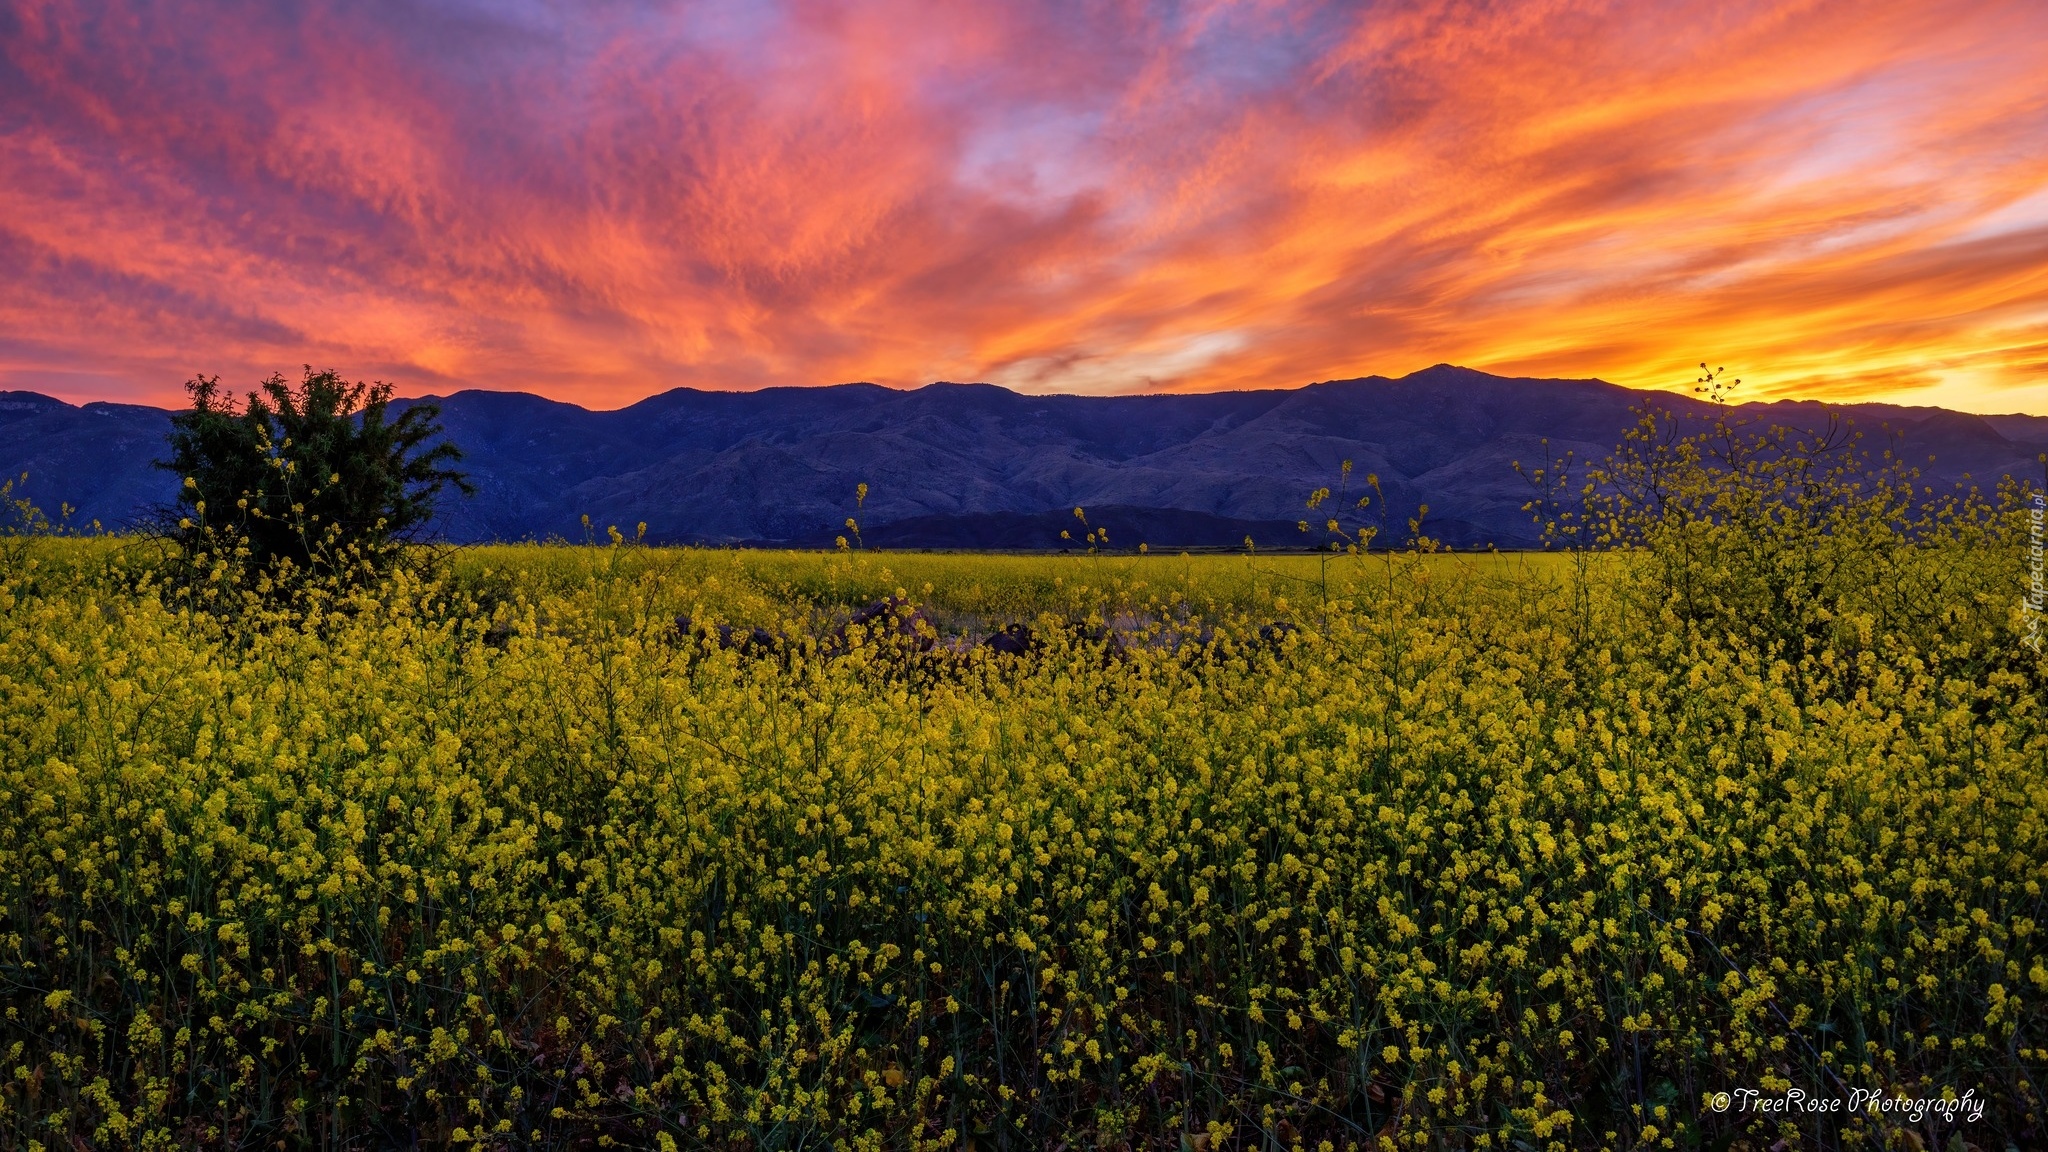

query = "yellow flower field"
[[2, 490, 2044, 1148]]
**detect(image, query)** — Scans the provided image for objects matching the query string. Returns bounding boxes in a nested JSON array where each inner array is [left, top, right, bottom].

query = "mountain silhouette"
[[6, 365, 2044, 549]]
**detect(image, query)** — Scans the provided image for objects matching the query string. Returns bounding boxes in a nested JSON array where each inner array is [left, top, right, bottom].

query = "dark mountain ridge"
[[5, 365, 2044, 550]]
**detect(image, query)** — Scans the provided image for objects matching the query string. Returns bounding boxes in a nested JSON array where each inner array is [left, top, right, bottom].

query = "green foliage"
[[158, 367, 470, 582], [1592, 406, 1999, 668], [1523, 380, 2023, 706], [0, 473, 51, 573]]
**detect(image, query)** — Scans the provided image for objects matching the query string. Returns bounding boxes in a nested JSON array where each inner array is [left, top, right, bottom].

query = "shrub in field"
[[1590, 406, 2004, 669], [157, 367, 469, 587], [1528, 382, 2023, 685]]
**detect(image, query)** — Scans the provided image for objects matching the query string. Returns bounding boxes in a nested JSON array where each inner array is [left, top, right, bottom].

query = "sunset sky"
[[3, 0, 2046, 413]]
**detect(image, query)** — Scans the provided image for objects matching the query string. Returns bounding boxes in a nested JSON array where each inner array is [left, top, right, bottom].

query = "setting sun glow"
[[3, 0, 2045, 411]]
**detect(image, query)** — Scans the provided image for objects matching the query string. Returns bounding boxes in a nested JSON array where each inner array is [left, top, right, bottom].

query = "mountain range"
[[5, 364, 2045, 550]]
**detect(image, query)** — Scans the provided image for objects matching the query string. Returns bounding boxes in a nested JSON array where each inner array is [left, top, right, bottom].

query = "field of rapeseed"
[[2, 421, 2046, 1150]]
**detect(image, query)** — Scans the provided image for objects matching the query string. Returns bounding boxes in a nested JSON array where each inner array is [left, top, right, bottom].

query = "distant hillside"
[[6, 365, 2045, 550]]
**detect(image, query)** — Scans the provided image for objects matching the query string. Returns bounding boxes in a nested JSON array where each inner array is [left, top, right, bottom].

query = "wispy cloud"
[[2, 0, 2044, 410]]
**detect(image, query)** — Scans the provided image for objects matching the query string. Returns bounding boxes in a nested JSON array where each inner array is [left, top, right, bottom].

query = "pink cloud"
[[1, 0, 2044, 411]]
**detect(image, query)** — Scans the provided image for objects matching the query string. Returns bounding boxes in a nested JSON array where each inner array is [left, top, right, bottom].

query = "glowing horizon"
[[4, 0, 2046, 414]]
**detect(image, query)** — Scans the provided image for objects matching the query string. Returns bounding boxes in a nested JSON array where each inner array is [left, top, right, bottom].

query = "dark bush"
[[157, 367, 469, 582]]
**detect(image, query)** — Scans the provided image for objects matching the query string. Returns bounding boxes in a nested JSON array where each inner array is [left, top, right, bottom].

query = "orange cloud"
[[1, 0, 2044, 411]]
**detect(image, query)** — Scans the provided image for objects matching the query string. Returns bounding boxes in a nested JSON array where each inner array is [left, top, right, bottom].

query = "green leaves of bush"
[[158, 367, 470, 584]]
